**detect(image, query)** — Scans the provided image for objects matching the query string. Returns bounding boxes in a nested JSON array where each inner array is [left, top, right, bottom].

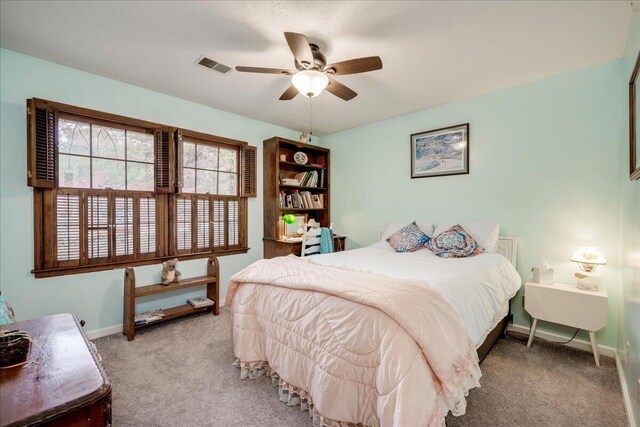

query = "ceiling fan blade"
[[284, 32, 314, 68], [235, 66, 293, 75], [325, 56, 383, 75], [279, 85, 299, 101], [326, 78, 357, 101]]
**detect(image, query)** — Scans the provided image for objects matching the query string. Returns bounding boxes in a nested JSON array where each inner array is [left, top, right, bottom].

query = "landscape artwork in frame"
[[411, 123, 469, 178]]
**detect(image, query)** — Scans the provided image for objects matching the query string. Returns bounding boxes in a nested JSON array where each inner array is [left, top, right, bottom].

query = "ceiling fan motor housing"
[[295, 44, 327, 72]]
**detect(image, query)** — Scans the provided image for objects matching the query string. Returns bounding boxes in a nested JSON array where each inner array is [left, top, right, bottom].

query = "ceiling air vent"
[[195, 56, 232, 75]]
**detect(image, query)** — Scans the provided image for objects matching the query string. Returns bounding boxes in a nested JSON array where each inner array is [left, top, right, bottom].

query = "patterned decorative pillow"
[[386, 222, 430, 253], [427, 224, 481, 258]]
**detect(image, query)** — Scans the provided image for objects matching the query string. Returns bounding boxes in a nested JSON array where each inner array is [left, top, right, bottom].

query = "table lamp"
[[571, 247, 606, 291]]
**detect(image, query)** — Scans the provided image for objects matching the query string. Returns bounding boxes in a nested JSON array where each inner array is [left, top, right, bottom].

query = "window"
[[58, 116, 154, 191], [28, 98, 254, 278], [174, 137, 243, 254], [182, 139, 238, 195]]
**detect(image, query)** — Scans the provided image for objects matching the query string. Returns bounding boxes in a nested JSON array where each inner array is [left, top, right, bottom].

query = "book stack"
[[134, 309, 165, 326], [280, 190, 325, 209], [280, 171, 323, 188], [187, 297, 215, 309]]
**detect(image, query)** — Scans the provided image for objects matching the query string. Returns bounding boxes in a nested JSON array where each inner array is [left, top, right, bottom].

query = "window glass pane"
[[92, 125, 126, 159], [183, 168, 196, 193], [219, 147, 237, 172], [183, 142, 196, 168], [218, 172, 238, 195], [59, 154, 90, 188], [127, 162, 154, 191], [197, 144, 218, 170], [92, 158, 126, 190], [196, 169, 217, 194], [126, 131, 154, 163], [58, 119, 90, 155]]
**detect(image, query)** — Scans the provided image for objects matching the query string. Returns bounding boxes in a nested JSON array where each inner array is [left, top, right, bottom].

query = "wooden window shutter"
[[174, 129, 183, 194], [241, 145, 257, 197], [212, 199, 226, 248], [86, 194, 110, 261], [27, 99, 57, 188], [154, 128, 174, 193], [114, 195, 134, 259], [195, 197, 210, 250], [138, 196, 157, 256], [175, 196, 192, 252], [227, 199, 239, 247], [55, 192, 81, 264]]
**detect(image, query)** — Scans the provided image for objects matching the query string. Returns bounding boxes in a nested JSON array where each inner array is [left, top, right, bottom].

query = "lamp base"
[[575, 272, 600, 291]]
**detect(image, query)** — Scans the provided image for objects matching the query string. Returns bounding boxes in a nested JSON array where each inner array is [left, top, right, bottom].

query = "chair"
[[300, 224, 323, 257]]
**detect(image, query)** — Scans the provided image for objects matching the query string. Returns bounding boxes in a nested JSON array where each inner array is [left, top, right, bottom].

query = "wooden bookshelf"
[[263, 137, 343, 259], [122, 257, 219, 340]]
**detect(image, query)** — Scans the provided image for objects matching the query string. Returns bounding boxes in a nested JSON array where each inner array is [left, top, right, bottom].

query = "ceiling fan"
[[235, 32, 383, 101]]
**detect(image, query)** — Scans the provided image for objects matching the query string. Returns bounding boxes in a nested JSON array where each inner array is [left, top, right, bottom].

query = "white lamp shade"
[[571, 247, 606, 265], [292, 70, 329, 97]]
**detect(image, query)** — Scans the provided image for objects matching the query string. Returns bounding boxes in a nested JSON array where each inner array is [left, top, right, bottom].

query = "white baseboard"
[[86, 324, 123, 340], [85, 299, 227, 340], [508, 323, 616, 358], [615, 351, 637, 427]]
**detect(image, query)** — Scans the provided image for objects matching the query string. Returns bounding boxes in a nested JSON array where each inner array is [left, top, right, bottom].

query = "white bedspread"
[[307, 241, 522, 347]]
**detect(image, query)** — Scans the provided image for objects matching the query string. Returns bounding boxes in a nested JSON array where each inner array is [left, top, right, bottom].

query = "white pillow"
[[380, 221, 433, 241], [433, 221, 500, 253]]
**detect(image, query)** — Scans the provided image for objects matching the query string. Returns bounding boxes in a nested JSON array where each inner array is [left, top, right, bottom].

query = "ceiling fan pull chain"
[[309, 98, 313, 143]]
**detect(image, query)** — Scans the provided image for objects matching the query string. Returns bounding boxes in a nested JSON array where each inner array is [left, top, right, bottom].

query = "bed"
[[228, 235, 521, 427]]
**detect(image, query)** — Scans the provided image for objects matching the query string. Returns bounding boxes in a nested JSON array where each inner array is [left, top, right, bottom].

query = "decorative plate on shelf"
[[293, 151, 308, 165]]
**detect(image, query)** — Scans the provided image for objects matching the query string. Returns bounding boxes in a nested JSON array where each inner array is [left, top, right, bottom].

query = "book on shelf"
[[311, 194, 322, 208], [279, 189, 324, 209], [187, 297, 215, 309], [134, 309, 165, 325], [279, 171, 319, 188]]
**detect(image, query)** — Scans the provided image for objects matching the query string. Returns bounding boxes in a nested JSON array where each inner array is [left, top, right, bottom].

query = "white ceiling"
[[0, 1, 632, 135]]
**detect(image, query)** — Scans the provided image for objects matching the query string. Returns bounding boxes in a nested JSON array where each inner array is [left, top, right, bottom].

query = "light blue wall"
[[618, 11, 640, 425], [322, 59, 624, 348], [0, 48, 299, 334]]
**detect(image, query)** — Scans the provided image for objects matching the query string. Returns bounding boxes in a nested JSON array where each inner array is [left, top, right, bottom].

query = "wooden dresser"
[[0, 314, 111, 427]]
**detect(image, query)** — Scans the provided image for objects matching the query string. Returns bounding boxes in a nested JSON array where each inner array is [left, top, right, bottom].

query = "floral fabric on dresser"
[[386, 221, 430, 252], [427, 224, 481, 258]]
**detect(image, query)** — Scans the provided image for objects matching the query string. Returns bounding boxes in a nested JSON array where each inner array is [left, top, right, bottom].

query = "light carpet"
[[95, 309, 627, 426]]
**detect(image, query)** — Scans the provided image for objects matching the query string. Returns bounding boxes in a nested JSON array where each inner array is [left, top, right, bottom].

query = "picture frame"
[[630, 50, 640, 180], [410, 123, 469, 179], [283, 214, 308, 237]]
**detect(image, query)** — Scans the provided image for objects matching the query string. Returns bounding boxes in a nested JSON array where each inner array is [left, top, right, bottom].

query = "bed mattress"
[[307, 241, 522, 347]]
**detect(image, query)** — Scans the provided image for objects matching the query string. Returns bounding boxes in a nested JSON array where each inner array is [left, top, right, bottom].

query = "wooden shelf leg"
[[589, 331, 600, 367], [207, 257, 220, 316], [527, 318, 538, 348], [123, 267, 136, 341]]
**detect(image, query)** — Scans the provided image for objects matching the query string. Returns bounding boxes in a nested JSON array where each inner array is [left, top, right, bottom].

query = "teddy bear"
[[161, 258, 181, 285]]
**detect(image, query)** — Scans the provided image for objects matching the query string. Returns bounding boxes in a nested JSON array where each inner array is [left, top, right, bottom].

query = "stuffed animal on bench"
[[161, 259, 181, 285]]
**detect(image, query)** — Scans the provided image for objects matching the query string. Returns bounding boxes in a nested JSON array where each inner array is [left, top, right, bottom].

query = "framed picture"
[[410, 123, 469, 179], [630, 50, 640, 180], [282, 214, 308, 237]]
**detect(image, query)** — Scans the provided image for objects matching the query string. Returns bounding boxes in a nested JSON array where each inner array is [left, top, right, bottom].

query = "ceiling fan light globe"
[[292, 70, 329, 98]]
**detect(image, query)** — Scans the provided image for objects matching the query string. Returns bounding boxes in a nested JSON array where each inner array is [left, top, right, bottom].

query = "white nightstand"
[[524, 282, 608, 366]]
